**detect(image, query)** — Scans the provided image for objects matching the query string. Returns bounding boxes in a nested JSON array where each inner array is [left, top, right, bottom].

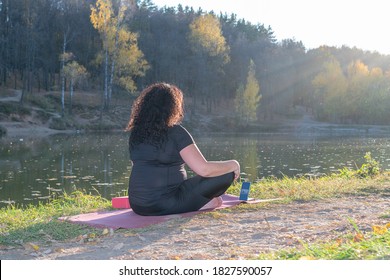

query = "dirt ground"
[[1, 193, 389, 260]]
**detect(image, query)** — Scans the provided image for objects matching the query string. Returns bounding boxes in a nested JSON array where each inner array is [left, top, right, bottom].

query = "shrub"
[[337, 152, 380, 179], [0, 102, 31, 116], [0, 124, 7, 137], [36, 110, 52, 122], [356, 152, 380, 178], [26, 94, 56, 111], [49, 117, 71, 130]]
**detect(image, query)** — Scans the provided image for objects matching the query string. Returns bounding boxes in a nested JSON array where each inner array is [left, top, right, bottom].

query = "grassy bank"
[[0, 191, 111, 245], [0, 159, 389, 259]]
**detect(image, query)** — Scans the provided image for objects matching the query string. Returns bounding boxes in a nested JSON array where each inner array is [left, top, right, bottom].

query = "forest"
[[1, 0, 390, 126]]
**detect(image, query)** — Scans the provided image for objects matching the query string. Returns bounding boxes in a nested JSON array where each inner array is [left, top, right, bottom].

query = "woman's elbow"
[[195, 166, 212, 177]]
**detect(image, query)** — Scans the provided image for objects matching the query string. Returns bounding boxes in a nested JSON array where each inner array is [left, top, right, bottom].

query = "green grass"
[[229, 172, 390, 204], [0, 191, 110, 245], [228, 152, 386, 205]]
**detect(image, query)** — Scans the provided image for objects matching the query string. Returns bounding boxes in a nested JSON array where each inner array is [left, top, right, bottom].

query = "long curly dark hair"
[[126, 83, 184, 148]]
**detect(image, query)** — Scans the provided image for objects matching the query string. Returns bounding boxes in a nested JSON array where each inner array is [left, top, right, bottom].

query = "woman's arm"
[[180, 144, 240, 180]]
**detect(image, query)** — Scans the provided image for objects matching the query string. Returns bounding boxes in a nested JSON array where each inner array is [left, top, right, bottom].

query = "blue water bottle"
[[239, 181, 251, 201]]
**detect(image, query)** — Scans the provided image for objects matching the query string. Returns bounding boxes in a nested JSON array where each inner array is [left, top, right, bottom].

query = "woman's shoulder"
[[169, 124, 194, 147], [170, 124, 190, 134]]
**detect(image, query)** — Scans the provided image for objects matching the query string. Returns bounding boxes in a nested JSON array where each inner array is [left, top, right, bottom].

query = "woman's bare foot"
[[199, 196, 223, 210]]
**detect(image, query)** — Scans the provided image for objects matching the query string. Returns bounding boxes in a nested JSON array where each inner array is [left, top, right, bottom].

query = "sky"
[[152, 0, 390, 55]]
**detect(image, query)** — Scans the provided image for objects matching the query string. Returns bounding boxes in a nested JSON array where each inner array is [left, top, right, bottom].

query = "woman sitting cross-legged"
[[125, 82, 240, 216]]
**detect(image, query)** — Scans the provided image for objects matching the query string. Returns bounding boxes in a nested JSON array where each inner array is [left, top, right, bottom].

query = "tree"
[[57, 0, 80, 117], [63, 61, 88, 115], [3, 1, 390, 127], [59, 52, 74, 116], [0, 0, 10, 85], [90, 0, 148, 111], [312, 58, 347, 121], [345, 60, 370, 123], [235, 59, 261, 124], [189, 13, 229, 59], [188, 13, 230, 112]]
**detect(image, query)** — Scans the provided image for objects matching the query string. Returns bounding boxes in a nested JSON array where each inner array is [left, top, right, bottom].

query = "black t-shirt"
[[128, 125, 195, 208]]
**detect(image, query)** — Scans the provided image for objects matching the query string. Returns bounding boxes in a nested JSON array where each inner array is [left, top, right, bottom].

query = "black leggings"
[[132, 172, 235, 216]]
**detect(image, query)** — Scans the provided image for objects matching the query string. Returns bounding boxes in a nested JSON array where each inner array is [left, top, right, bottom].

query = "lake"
[[1, 131, 390, 207]]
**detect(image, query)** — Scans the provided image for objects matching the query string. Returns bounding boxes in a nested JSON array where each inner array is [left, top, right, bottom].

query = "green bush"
[[49, 116, 84, 130], [338, 152, 380, 178], [356, 152, 380, 178], [0, 103, 14, 115], [0, 124, 7, 137], [0, 102, 31, 116], [26, 94, 56, 111], [36, 110, 52, 122], [85, 118, 121, 131], [49, 117, 71, 130]]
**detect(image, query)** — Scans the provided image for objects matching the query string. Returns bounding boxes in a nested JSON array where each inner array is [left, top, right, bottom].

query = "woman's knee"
[[199, 172, 234, 198], [220, 172, 235, 185]]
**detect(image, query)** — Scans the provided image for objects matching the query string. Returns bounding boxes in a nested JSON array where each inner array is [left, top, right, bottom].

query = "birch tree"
[[63, 61, 88, 115], [60, 50, 73, 116], [90, 0, 148, 111]]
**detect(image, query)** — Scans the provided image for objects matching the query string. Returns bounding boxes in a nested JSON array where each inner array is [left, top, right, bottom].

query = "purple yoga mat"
[[59, 194, 261, 229]]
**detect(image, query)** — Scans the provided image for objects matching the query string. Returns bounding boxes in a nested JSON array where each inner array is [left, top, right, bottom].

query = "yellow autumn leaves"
[[75, 228, 114, 244], [372, 223, 390, 235], [90, 0, 149, 101], [312, 58, 390, 123], [351, 223, 389, 243], [189, 14, 229, 59], [297, 222, 390, 260]]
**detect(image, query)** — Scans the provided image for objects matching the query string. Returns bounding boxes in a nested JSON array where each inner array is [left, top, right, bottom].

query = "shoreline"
[[2, 119, 390, 142], [0, 122, 75, 141], [2, 89, 390, 141]]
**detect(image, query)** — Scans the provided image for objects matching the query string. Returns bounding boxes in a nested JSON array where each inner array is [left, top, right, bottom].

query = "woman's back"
[[128, 125, 194, 207]]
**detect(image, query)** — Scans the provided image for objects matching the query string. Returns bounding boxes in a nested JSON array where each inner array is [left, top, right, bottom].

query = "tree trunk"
[[69, 80, 74, 115], [103, 47, 109, 111], [61, 33, 67, 117], [107, 2, 124, 112], [20, 70, 28, 104]]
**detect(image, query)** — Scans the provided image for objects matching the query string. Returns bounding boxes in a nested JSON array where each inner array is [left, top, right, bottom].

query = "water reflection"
[[1, 132, 390, 207], [0, 133, 131, 207], [196, 132, 390, 180]]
